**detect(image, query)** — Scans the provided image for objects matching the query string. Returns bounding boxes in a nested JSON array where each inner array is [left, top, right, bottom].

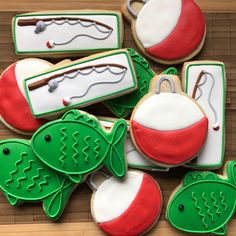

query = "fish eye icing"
[[3, 148, 10, 155], [178, 204, 185, 211], [44, 134, 51, 142]]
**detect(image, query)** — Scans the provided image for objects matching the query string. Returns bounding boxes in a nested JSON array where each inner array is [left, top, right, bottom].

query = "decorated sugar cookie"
[[167, 161, 236, 235], [99, 117, 169, 172], [13, 11, 123, 57], [182, 61, 226, 169], [0, 58, 53, 134], [104, 48, 155, 118], [0, 139, 77, 220], [24, 49, 137, 118], [123, 0, 206, 65], [31, 110, 127, 183], [130, 75, 208, 167], [89, 171, 162, 236]]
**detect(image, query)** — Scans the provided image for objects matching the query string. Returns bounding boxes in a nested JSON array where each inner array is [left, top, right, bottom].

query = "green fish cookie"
[[31, 109, 127, 183], [0, 139, 76, 220], [167, 161, 236, 235]]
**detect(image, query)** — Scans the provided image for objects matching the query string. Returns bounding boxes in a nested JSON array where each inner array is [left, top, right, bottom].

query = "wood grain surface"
[[0, 0, 236, 235]]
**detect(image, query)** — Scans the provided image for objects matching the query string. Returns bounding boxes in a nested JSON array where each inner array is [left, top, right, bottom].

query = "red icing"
[[131, 118, 208, 165], [98, 173, 162, 236], [0, 63, 46, 133], [146, 0, 205, 61]]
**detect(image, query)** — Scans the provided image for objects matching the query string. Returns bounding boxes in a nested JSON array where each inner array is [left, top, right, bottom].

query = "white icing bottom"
[[93, 171, 143, 223], [133, 93, 205, 131]]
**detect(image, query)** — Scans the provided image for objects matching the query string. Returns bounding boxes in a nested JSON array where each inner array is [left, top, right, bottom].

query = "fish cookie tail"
[[43, 176, 77, 220], [104, 119, 127, 178], [226, 160, 236, 186]]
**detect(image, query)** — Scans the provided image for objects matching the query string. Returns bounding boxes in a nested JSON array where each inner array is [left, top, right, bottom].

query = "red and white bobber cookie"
[[130, 75, 208, 167], [0, 58, 69, 135], [89, 171, 162, 236], [123, 0, 206, 65]]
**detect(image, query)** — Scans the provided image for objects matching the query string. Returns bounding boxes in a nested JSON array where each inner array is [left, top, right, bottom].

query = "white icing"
[[93, 171, 143, 223], [15, 59, 53, 98], [14, 13, 120, 53], [133, 93, 205, 131], [135, 0, 182, 48], [184, 63, 225, 167], [25, 52, 136, 117]]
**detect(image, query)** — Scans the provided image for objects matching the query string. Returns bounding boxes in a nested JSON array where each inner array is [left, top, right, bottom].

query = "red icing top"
[[0, 63, 46, 133], [98, 173, 162, 236], [146, 0, 205, 61], [131, 117, 208, 166]]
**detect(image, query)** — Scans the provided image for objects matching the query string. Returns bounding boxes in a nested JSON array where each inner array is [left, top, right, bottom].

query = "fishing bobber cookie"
[[123, 0, 206, 65], [0, 59, 53, 135], [13, 11, 123, 57], [89, 171, 163, 236], [130, 75, 208, 167]]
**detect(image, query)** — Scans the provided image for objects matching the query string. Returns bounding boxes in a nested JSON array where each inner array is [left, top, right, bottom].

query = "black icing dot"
[[178, 204, 185, 211], [44, 135, 51, 142], [3, 148, 10, 155]]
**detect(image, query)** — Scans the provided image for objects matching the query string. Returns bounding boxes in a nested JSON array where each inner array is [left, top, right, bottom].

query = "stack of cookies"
[[0, 0, 231, 235]]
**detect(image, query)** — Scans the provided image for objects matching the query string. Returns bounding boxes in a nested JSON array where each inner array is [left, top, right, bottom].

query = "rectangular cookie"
[[182, 61, 226, 169], [24, 49, 137, 118], [12, 10, 123, 57]]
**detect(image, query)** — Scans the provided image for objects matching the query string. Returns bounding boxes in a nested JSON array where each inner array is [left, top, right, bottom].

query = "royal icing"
[[167, 161, 236, 235], [0, 139, 77, 220], [130, 75, 208, 167], [31, 110, 127, 184], [0, 59, 53, 134], [104, 48, 155, 118], [130, 0, 205, 63], [24, 50, 137, 117], [99, 118, 169, 171], [13, 12, 122, 55], [182, 61, 226, 169], [91, 171, 162, 236]]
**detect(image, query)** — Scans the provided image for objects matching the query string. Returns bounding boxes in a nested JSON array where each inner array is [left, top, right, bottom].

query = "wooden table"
[[0, 0, 236, 235]]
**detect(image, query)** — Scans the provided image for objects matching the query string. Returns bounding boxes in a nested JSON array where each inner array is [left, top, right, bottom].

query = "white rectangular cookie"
[[182, 61, 226, 169], [13, 11, 123, 57], [24, 49, 137, 118], [99, 117, 169, 172]]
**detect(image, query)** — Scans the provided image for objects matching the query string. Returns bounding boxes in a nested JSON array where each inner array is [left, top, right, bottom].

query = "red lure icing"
[[131, 118, 208, 165], [98, 174, 162, 236], [0, 63, 46, 132], [146, 0, 205, 61]]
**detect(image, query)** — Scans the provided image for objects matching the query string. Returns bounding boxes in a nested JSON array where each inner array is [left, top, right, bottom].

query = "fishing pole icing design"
[[24, 49, 137, 118], [192, 70, 219, 131], [13, 11, 123, 57], [182, 61, 226, 169], [18, 17, 113, 49]]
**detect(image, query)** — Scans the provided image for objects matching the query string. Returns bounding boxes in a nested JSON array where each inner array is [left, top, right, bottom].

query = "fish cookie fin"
[[183, 171, 218, 186], [213, 225, 227, 235], [162, 67, 178, 75], [5, 194, 22, 206], [225, 161, 236, 185], [43, 176, 76, 220], [61, 110, 98, 128], [104, 119, 127, 178], [68, 174, 84, 183]]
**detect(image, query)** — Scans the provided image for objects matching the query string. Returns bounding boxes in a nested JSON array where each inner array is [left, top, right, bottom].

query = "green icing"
[[167, 161, 236, 235], [31, 110, 127, 183], [103, 48, 155, 118], [162, 67, 178, 75], [0, 139, 76, 220]]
